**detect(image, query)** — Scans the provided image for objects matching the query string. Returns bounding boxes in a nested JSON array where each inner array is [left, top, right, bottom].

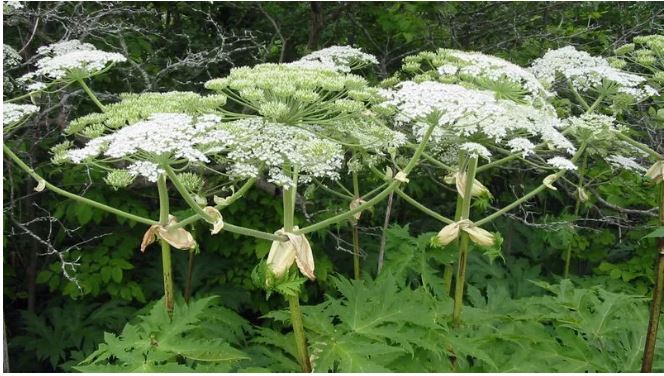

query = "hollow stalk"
[[444, 195, 464, 297], [564, 152, 588, 278], [642, 181, 664, 372], [452, 156, 479, 324], [157, 174, 174, 316], [351, 171, 361, 279], [282, 169, 312, 373]]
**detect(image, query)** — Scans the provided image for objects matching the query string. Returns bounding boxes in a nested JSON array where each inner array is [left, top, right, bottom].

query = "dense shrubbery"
[[3, 1, 663, 372]]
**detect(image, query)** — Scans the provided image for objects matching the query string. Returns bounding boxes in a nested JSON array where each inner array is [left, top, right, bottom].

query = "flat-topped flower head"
[[529, 46, 657, 102], [18, 40, 126, 89], [377, 81, 574, 164], [209, 118, 344, 188], [65, 91, 227, 136], [61, 113, 224, 182], [287, 45, 378, 72], [546, 156, 577, 170], [205, 64, 377, 126], [3, 103, 39, 128], [400, 49, 551, 105], [3, 44, 21, 68]]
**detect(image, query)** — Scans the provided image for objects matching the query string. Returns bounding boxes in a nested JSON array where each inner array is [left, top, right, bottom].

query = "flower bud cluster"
[[65, 91, 226, 135], [205, 64, 377, 125]]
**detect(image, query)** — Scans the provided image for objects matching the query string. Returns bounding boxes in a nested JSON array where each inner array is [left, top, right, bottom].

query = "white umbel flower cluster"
[[460, 142, 492, 160], [3, 44, 21, 68], [546, 156, 577, 170], [3, 103, 39, 125], [378, 81, 575, 155], [212, 118, 344, 188], [65, 91, 227, 136], [529, 46, 657, 101], [288, 45, 379, 72], [605, 155, 647, 173], [65, 113, 224, 181], [19, 40, 126, 86], [434, 49, 551, 102]]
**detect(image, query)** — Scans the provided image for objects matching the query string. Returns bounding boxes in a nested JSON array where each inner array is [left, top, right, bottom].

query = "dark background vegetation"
[[3, 2, 663, 371]]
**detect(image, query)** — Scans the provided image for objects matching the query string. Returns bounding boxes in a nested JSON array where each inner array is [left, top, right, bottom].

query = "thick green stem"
[[351, 171, 361, 279], [281, 169, 310, 372], [288, 295, 312, 372], [642, 182, 664, 372], [564, 153, 588, 278], [160, 240, 174, 316], [157, 175, 175, 317], [163, 165, 215, 223], [3, 145, 158, 225], [184, 249, 195, 304], [615, 132, 663, 160], [452, 156, 478, 324], [444, 195, 465, 296], [224, 223, 286, 242], [76, 79, 106, 112], [352, 225, 361, 280]]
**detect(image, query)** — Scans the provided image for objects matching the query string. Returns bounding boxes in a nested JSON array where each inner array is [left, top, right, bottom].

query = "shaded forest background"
[[3, 2, 663, 372]]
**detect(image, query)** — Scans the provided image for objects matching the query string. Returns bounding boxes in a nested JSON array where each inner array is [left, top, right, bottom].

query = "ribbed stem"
[[157, 175, 174, 317], [564, 153, 588, 278], [452, 156, 478, 324], [444, 195, 464, 296], [642, 182, 664, 372], [281, 168, 310, 372], [352, 171, 361, 279], [288, 295, 312, 372]]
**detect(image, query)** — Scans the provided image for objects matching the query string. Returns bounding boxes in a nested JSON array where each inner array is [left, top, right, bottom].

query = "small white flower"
[[547, 156, 577, 171], [19, 40, 126, 83], [460, 142, 492, 160], [605, 155, 646, 173], [530, 46, 655, 101], [288, 45, 378, 72], [3, 103, 39, 125]]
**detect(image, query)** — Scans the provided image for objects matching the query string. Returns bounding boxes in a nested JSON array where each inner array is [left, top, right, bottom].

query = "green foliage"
[[10, 300, 135, 371], [75, 296, 249, 372]]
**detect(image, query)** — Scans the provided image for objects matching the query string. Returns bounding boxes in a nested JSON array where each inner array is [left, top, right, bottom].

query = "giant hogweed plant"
[[3, 43, 409, 372], [3, 36, 663, 371]]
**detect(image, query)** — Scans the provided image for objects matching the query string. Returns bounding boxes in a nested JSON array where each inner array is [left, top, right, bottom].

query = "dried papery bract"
[[436, 220, 495, 247], [267, 228, 315, 281], [141, 215, 196, 252], [202, 206, 224, 235]]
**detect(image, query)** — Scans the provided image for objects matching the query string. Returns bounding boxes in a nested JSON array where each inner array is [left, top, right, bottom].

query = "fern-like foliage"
[[10, 300, 135, 371], [254, 225, 664, 372], [75, 296, 249, 372]]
